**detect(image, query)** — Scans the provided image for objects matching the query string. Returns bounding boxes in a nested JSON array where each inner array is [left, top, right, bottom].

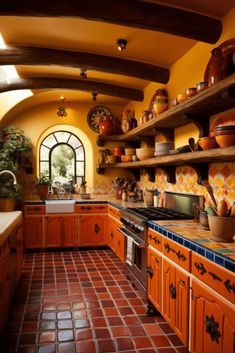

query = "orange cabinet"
[[16, 225, 24, 282], [191, 278, 235, 353], [78, 214, 107, 246], [0, 247, 10, 330], [162, 258, 189, 346], [44, 215, 76, 248], [24, 215, 43, 249], [107, 215, 124, 262], [147, 247, 162, 313]]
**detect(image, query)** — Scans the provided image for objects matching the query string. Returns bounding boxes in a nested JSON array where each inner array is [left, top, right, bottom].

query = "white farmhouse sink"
[[45, 199, 75, 213]]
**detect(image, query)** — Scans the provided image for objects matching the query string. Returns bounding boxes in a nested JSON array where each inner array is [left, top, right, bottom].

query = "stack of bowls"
[[136, 147, 155, 160], [214, 125, 235, 147], [155, 141, 174, 156]]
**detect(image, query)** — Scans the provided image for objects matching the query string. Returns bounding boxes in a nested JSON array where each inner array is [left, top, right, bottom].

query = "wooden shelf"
[[97, 73, 235, 146], [96, 146, 235, 184]]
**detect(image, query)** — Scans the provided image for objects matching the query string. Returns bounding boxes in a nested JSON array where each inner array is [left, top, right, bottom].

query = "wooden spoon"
[[188, 137, 195, 152], [201, 180, 217, 209]]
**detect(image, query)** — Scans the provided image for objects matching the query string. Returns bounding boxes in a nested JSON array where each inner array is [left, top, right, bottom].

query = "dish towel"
[[126, 236, 134, 266]]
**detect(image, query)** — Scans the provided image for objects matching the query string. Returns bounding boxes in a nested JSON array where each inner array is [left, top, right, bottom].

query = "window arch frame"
[[39, 130, 85, 184]]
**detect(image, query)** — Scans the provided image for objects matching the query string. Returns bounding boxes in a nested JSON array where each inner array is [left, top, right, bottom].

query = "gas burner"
[[125, 207, 192, 221]]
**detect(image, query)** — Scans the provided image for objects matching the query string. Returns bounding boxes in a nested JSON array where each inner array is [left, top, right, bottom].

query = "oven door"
[[118, 227, 147, 294]]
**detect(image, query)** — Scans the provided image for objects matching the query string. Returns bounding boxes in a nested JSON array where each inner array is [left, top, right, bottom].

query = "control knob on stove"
[[136, 226, 143, 234]]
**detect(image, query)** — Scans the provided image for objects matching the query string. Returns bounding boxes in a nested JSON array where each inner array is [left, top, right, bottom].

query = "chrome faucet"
[[0, 170, 17, 184]]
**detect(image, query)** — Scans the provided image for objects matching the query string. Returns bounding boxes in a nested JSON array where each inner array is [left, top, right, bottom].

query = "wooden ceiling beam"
[[0, 46, 170, 84], [0, 0, 222, 43], [0, 77, 144, 101]]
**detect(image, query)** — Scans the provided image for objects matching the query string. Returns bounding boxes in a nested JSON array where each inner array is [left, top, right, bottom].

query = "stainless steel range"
[[119, 192, 201, 298]]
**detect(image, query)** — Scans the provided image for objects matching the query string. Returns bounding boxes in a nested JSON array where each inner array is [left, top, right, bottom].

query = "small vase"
[[207, 47, 228, 87], [99, 115, 114, 135], [153, 96, 168, 115]]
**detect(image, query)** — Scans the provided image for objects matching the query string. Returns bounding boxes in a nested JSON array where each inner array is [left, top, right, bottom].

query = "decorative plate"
[[204, 38, 235, 82], [87, 106, 111, 133]]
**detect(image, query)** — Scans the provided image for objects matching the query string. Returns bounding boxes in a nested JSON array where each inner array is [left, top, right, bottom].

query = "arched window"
[[39, 131, 85, 185]]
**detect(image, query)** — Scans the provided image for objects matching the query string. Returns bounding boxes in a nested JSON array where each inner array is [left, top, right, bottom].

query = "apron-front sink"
[[45, 199, 75, 213]]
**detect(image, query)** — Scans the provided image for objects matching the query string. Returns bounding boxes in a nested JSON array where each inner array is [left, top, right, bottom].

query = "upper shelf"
[[97, 73, 235, 146]]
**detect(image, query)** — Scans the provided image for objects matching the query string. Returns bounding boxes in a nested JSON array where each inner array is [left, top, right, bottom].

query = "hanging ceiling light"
[[57, 96, 68, 117], [117, 38, 127, 51], [92, 92, 97, 101], [80, 68, 87, 79]]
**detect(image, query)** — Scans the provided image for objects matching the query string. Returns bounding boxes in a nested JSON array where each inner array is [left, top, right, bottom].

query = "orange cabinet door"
[[191, 279, 235, 353], [0, 248, 10, 330], [107, 217, 115, 251], [79, 215, 107, 246], [16, 225, 24, 282], [61, 215, 77, 247], [24, 216, 43, 249], [147, 247, 162, 313], [116, 230, 125, 262], [162, 258, 189, 347], [44, 216, 61, 248]]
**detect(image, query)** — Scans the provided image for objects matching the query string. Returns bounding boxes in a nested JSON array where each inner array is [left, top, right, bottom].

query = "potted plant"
[[0, 179, 21, 211], [35, 173, 52, 200]]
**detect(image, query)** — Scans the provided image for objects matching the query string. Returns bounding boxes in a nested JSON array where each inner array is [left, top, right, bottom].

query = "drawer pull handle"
[[208, 272, 222, 282], [110, 232, 114, 237], [194, 262, 207, 275], [205, 315, 221, 344], [154, 237, 160, 245], [169, 283, 176, 299], [147, 266, 153, 279], [224, 279, 235, 293], [95, 223, 100, 234], [179, 279, 185, 286], [164, 243, 186, 262], [81, 206, 92, 211]]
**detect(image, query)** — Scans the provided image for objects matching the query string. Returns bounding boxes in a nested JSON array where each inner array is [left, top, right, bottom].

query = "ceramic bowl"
[[121, 155, 132, 162], [214, 132, 235, 147], [196, 81, 208, 92], [177, 93, 187, 104], [185, 87, 197, 97], [198, 136, 218, 150], [208, 215, 235, 242], [125, 148, 136, 156], [155, 141, 174, 156], [136, 148, 155, 160]]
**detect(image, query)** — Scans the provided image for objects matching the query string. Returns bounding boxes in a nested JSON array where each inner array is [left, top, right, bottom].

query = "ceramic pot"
[[36, 185, 49, 200], [99, 115, 114, 135], [0, 198, 16, 212], [208, 215, 235, 242], [121, 110, 135, 133], [98, 150, 106, 163], [140, 110, 153, 125], [153, 96, 168, 115], [207, 47, 228, 87]]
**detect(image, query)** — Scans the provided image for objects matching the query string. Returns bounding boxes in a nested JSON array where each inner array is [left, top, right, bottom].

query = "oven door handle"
[[118, 227, 146, 249]]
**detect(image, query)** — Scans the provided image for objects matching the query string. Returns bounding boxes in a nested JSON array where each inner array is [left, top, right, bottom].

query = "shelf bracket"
[[189, 163, 209, 185], [187, 115, 210, 137], [157, 166, 176, 183], [142, 168, 155, 182], [127, 168, 140, 181], [96, 166, 105, 174], [96, 135, 106, 147]]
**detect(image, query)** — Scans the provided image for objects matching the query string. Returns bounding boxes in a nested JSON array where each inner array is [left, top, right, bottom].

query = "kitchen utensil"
[[217, 199, 228, 217], [201, 180, 217, 209], [188, 137, 196, 152]]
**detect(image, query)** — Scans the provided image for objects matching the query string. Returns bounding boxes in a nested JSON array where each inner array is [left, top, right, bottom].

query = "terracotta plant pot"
[[208, 215, 235, 242], [0, 198, 16, 212], [36, 185, 49, 200]]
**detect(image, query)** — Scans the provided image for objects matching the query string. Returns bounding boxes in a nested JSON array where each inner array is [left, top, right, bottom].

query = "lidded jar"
[[207, 47, 228, 87], [99, 115, 114, 135], [153, 89, 169, 115]]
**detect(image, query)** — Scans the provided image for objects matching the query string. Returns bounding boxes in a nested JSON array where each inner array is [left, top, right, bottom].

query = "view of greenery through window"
[[51, 144, 75, 184], [39, 131, 85, 187]]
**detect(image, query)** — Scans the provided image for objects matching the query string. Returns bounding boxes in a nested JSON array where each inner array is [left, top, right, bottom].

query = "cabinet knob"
[[95, 223, 100, 234], [169, 283, 176, 299]]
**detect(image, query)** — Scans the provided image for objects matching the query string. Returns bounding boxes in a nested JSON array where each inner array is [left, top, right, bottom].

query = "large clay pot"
[[121, 110, 135, 133], [36, 185, 49, 200], [0, 198, 15, 212], [207, 47, 228, 87], [99, 115, 114, 135]]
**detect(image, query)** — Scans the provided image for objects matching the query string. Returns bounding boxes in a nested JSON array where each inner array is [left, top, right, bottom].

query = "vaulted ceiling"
[[0, 0, 234, 107]]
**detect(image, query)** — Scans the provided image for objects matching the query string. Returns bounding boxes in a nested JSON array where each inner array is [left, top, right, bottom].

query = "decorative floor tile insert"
[[0, 250, 189, 353]]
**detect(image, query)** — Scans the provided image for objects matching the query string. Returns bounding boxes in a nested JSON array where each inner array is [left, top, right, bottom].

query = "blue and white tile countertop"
[[148, 220, 235, 273]]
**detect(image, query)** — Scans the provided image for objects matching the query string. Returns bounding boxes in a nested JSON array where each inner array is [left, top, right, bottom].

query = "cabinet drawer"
[[192, 252, 235, 305], [162, 237, 191, 272], [147, 228, 162, 251], [108, 205, 120, 220], [24, 205, 45, 215], [75, 204, 107, 214]]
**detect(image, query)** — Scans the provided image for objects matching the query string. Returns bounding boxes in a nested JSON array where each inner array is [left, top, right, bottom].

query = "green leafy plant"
[[0, 180, 21, 200], [35, 173, 52, 186]]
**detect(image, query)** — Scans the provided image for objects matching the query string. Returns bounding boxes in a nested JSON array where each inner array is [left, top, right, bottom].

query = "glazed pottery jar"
[[140, 110, 153, 125], [207, 47, 228, 87], [99, 115, 114, 135], [121, 110, 135, 133], [153, 96, 168, 115]]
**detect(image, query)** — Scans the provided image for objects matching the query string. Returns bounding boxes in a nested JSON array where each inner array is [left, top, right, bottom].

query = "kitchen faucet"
[[0, 170, 17, 184]]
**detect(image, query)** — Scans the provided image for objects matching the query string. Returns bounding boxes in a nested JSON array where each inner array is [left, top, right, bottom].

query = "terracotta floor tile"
[[22, 322, 38, 332], [111, 326, 129, 337], [107, 316, 124, 326], [38, 344, 56, 353], [103, 307, 119, 316], [116, 337, 135, 351], [72, 309, 87, 319], [74, 319, 90, 329], [94, 328, 111, 339], [91, 317, 107, 327], [175, 347, 190, 353], [39, 331, 56, 343], [143, 323, 164, 335], [57, 320, 73, 329], [41, 312, 56, 321], [123, 316, 140, 325], [74, 328, 93, 341], [57, 342, 76, 353], [42, 304, 57, 311], [57, 311, 72, 319], [97, 339, 116, 352], [20, 333, 37, 345], [133, 336, 153, 349], [76, 340, 96, 353], [151, 335, 171, 348], [18, 347, 38, 353], [167, 334, 184, 347], [158, 348, 177, 353]]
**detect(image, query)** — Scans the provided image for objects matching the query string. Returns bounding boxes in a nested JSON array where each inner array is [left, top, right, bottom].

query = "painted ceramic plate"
[[204, 38, 235, 82], [87, 106, 111, 133]]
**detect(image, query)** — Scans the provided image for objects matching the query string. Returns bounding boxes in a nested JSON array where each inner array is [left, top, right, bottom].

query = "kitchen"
[[0, 1, 235, 352]]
